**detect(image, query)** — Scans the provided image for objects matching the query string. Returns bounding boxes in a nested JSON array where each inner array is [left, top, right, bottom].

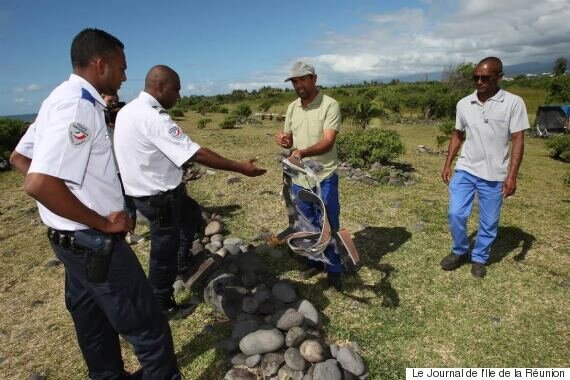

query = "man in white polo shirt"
[[440, 57, 529, 278], [114, 65, 266, 317], [10, 29, 181, 379]]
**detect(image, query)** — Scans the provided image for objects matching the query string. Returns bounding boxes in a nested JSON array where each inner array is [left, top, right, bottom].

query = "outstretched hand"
[[240, 158, 267, 177]]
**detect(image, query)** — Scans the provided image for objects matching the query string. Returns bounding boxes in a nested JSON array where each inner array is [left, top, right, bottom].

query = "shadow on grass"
[[176, 318, 231, 379], [467, 226, 536, 264], [345, 226, 412, 307]]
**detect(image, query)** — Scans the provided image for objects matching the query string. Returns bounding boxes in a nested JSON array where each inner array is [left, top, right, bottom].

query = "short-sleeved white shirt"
[[113, 91, 201, 196], [15, 122, 36, 159], [455, 89, 530, 181], [27, 74, 124, 230]]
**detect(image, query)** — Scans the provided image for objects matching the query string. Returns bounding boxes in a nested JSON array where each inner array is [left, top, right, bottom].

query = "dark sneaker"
[[440, 252, 468, 271], [300, 267, 321, 279], [471, 263, 487, 278], [161, 297, 197, 320], [327, 272, 343, 291]]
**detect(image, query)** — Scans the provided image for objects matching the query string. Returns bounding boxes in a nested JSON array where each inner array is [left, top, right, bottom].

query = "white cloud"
[[14, 97, 27, 103], [307, 0, 570, 82], [14, 83, 43, 93]]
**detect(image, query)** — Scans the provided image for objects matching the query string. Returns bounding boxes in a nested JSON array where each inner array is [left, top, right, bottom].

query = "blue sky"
[[1, 0, 568, 115]]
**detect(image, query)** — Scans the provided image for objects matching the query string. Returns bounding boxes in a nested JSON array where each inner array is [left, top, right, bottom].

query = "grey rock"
[[239, 328, 285, 356], [205, 220, 222, 236], [261, 352, 285, 377], [299, 339, 328, 363], [172, 279, 185, 294], [239, 244, 249, 254], [284, 347, 307, 371], [252, 285, 271, 303], [259, 301, 275, 315], [336, 347, 365, 376], [286, 326, 308, 347], [295, 299, 319, 327], [278, 365, 304, 380], [273, 308, 305, 331], [216, 337, 239, 354], [330, 343, 339, 358], [204, 273, 244, 319], [210, 234, 224, 242], [44, 258, 62, 267], [272, 282, 297, 303], [245, 353, 262, 368], [224, 237, 243, 247], [231, 352, 247, 366], [242, 297, 260, 314], [191, 240, 204, 255], [224, 367, 255, 380], [313, 359, 341, 380], [232, 320, 259, 340], [343, 369, 358, 380], [227, 176, 242, 185]]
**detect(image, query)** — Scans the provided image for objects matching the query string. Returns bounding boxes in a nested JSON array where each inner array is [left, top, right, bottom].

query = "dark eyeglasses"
[[472, 75, 492, 82]]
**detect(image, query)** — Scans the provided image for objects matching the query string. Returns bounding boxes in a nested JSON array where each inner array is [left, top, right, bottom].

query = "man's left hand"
[[503, 176, 517, 198], [240, 158, 267, 177]]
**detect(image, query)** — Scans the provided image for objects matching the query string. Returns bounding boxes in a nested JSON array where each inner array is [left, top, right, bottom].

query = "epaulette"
[[152, 105, 168, 114], [81, 88, 96, 106]]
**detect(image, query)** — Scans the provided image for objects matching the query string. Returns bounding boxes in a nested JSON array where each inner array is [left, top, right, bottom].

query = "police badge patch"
[[168, 125, 184, 140], [69, 122, 90, 147]]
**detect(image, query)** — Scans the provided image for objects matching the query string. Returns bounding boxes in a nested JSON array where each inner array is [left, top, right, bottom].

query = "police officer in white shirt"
[[11, 29, 181, 379], [114, 65, 266, 317]]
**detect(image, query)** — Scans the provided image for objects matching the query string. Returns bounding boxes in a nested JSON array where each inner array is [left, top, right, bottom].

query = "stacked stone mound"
[[178, 212, 369, 379], [337, 161, 414, 187]]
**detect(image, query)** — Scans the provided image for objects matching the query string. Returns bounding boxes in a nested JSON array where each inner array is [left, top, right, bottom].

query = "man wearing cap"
[[275, 61, 344, 290]]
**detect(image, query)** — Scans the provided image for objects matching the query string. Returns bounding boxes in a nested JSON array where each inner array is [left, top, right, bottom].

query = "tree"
[[442, 62, 475, 92], [546, 75, 570, 104], [232, 103, 252, 118], [553, 57, 567, 76]]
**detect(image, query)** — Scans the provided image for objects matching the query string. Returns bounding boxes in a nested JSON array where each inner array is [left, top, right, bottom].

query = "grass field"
[[0, 112, 568, 379]]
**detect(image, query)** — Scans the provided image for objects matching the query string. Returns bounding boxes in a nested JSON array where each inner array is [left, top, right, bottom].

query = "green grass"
[[0, 111, 568, 379]]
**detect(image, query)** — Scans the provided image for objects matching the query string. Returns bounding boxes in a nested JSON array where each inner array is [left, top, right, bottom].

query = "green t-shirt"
[[284, 91, 341, 188]]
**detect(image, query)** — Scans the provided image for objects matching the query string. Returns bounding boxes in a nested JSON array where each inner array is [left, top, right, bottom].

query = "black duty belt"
[[47, 227, 124, 251]]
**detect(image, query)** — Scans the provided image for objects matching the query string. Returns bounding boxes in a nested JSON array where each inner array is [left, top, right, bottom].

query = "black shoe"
[[440, 252, 468, 271], [300, 267, 321, 280], [161, 298, 197, 320], [327, 272, 343, 291], [471, 262, 487, 278]]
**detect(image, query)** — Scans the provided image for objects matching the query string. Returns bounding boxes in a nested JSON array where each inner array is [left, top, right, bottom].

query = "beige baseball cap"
[[284, 61, 316, 82]]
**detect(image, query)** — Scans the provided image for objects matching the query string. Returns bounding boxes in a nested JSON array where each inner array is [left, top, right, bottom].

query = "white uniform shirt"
[[27, 74, 124, 231], [15, 122, 36, 159], [455, 89, 530, 181], [113, 91, 201, 196]]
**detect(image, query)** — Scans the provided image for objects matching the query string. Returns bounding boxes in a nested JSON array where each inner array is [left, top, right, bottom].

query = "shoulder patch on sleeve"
[[168, 125, 184, 140], [80, 88, 96, 106], [68, 122, 90, 147]]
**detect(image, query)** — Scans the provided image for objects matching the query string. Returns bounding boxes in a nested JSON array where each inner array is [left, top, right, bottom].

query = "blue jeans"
[[291, 174, 343, 273], [448, 170, 503, 264]]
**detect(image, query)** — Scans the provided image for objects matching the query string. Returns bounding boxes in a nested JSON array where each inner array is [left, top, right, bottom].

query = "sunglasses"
[[472, 75, 492, 82]]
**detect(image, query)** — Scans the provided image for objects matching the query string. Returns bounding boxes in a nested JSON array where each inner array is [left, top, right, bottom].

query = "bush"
[[337, 128, 405, 167], [0, 118, 26, 159], [196, 118, 212, 129], [435, 121, 455, 148], [546, 135, 570, 162], [169, 109, 184, 118], [232, 103, 252, 118], [219, 115, 239, 129]]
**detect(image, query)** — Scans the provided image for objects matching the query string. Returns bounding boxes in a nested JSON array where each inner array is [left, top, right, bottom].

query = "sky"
[[0, 0, 568, 116]]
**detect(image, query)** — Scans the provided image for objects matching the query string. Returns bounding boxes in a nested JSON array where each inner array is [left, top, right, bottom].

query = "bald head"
[[144, 65, 181, 109], [477, 57, 503, 76]]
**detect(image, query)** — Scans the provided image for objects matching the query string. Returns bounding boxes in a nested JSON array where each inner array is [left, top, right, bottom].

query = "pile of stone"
[[175, 212, 369, 379], [337, 161, 415, 187]]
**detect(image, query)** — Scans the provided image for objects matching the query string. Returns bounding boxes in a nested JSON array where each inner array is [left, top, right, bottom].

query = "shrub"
[[219, 115, 239, 129], [169, 109, 184, 118], [196, 118, 212, 129], [0, 118, 26, 159], [232, 103, 252, 118], [545, 135, 570, 162], [435, 121, 455, 148], [337, 128, 405, 167], [258, 99, 276, 112]]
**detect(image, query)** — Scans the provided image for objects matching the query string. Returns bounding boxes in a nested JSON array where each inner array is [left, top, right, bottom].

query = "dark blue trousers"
[[133, 187, 202, 308], [291, 174, 343, 273], [52, 237, 180, 379]]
